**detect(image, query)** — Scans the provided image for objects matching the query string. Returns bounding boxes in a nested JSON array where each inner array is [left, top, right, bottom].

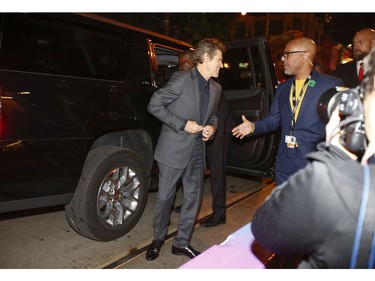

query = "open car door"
[[220, 37, 279, 179]]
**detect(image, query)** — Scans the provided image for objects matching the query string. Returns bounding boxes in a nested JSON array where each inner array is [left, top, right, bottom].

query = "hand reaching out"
[[232, 115, 254, 139]]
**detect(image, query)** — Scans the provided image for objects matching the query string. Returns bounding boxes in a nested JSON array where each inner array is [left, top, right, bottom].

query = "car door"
[[220, 37, 279, 178]]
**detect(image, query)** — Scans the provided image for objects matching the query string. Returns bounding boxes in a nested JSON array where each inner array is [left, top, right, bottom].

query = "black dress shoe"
[[200, 215, 226, 227], [146, 239, 164, 261], [172, 245, 201, 259]]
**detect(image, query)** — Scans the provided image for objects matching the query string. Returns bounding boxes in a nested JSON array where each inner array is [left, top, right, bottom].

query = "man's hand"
[[232, 115, 254, 139], [202, 125, 215, 141], [184, 120, 203, 134]]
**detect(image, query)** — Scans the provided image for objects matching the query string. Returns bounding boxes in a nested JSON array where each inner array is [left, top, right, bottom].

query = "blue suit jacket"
[[253, 70, 343, 183]]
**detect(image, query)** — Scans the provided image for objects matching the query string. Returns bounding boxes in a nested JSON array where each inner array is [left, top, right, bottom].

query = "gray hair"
[[193, 38, 226, 65]]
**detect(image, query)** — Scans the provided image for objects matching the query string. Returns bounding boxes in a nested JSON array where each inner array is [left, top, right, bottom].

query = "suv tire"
[[65, 146, 148, 241]]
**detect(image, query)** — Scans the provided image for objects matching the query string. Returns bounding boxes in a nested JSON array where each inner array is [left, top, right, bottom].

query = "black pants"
[[206, 132, 230, 218]]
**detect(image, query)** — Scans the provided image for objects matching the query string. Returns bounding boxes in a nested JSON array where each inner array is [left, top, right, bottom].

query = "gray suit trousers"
[[153, 140, 205, 248]]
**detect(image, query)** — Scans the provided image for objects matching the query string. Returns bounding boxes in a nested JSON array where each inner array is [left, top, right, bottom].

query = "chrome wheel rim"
[[97, 165, 140, 227]]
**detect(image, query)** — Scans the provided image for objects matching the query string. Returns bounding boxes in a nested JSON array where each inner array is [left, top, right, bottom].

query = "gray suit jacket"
[[148, 68, 220, 169]]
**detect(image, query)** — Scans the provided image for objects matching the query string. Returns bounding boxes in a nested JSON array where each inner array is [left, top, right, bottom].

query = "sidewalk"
[[0, 173, 273, 269], [115, 179, 276, 269]]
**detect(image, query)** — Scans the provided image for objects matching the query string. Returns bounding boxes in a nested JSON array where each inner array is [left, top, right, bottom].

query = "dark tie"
[[358, 62, 364, 81]]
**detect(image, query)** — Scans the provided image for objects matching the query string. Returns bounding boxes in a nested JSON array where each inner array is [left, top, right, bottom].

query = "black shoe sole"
[[200, 218, 226, 227], [171, 247, 200, 259], [171, 250, 185, 256]]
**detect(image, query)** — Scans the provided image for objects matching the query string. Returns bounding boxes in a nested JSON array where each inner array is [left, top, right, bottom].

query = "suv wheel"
[[65, 146, 148, 241]]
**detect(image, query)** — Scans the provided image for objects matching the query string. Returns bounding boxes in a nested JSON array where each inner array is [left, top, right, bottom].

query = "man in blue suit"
[[232, 37, 343, 185]]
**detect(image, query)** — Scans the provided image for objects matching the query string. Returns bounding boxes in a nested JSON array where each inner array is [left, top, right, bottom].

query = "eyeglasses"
[[281, 51, 307, 60]]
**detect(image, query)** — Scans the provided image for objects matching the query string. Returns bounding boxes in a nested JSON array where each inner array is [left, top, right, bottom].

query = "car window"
[[153, 44, 181, 87], [0, 14, 130, 81], [75, 28, 130, 80], [0, 14, 86, 76], [220, 45, 265, 91]]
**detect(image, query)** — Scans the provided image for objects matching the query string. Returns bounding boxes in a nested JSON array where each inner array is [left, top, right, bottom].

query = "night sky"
[[319, 13, 375, 47]]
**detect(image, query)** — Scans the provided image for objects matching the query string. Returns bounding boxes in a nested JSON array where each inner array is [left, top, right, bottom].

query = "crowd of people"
[[145, 27, 375, 269]]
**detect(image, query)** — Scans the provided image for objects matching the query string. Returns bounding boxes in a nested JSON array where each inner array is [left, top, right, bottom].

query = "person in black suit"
[[146, 38, 226, 261], [200, 93, 234, 227], [332, 28, 375, 88]]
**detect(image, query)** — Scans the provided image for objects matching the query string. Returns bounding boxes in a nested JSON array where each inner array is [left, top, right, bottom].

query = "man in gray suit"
[[146, 38, 226, 261]]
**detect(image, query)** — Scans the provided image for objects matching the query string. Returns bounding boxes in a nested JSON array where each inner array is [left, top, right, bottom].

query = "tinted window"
[[76, 28, 130, 80], [0, 14, 130, 80], [220, 45, 265, 90], [153, 44, 181, 87]]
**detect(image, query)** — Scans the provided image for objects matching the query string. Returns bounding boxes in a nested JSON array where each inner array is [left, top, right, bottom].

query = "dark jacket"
[[251, 142, 375, 268], [331, 60, 359, 88], [212, 92, 235, 138]]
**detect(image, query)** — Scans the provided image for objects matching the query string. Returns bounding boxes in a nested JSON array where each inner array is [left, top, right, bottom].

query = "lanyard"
[[290, 72, 312, 133]]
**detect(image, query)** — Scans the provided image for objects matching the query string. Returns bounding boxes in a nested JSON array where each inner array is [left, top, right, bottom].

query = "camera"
[[317, 86, 366, 154]]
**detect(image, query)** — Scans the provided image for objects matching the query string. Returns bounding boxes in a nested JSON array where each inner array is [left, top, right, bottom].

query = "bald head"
[[288, 37, 317, 61], [355, 28, 375, 40], [353, 28, 375, 61], [282, 37, 317, 78]]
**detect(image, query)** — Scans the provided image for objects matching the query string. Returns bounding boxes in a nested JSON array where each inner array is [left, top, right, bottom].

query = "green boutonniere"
[[308, 80, 316, 87]]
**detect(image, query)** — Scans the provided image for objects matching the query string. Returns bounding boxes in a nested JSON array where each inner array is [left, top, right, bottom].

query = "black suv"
[[0, 13, 278, 241]]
